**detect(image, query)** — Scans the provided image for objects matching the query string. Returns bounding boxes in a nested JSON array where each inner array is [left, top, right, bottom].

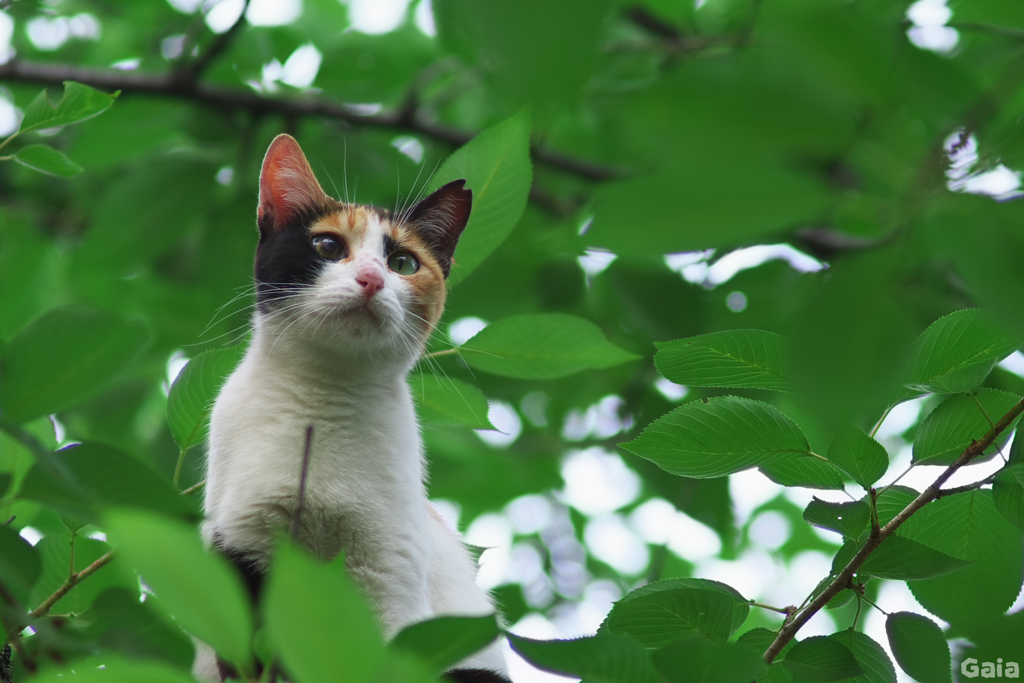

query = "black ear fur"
[[406, 180, 472, 278]]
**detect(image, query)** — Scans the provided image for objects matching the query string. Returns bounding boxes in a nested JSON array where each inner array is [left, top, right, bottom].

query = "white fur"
[[196, 216, 506, 679]]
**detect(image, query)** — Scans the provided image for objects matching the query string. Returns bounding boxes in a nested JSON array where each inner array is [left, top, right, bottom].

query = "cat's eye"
[[312, 234, 346, 260], [388, 251, 419, 275]]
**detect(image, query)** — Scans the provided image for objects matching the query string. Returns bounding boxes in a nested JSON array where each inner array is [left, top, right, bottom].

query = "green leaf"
[[104, 509, 253, 668], [858, 535, 970, 580], [826, 630, 896, 683], [28, 534, 124, 615], [885, 612, 951, 683], [19, 81, 118, 134], [601, 578, 748, 646], [409, 373, 494, 430], [264, 542, 389, 683], [0, 306, 150, 424], [25, 656, 197, 683], [391, 615, 499, 674], [622, 396, 810, 478], [904, 309, 1022, 394], [653, 633, 766, 683], [167, 345, 244, 451], [460, 313, 639, 379], [874, 486, 918, 527], [906, 490, 1024, 629], [11, 144, 83, 177], [83, 587, 194, 668], [431, 110, 532, 284], [759, 454, 846, 490], [782, 636, 862, 682], [993, 463, 1024, 530], [0, 523, 41, 605], [825, 429, 889, 490], [654, 330, 792, 392], [508, 633, 660, 683], [19, 442, 197, 521], [803, 499, 869, 539], [912, 389, 1022, 466]]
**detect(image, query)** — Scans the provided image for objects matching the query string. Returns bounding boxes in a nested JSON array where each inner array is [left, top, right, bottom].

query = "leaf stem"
[[181, 479, 206, 496], [173, 446, 187, 490], [422, 348, 459, 360], [750, 601, 793, 615], [763, 396, 1024, 664]]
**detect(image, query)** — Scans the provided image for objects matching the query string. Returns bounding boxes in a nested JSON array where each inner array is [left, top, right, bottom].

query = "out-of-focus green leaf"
[[654, 633, 765, 683], [166, 345, 243, 451], [409, 373, 494, 430], [904, 309, 1022, 394], [25, 656, 197, 683], [859, 535, 970, 581], [781, 636, 862, 681], [11, 144, 83, 177], [460, 314, 639, 379], [906, 491, 1024, 629], [83, 587, 195, 668], [622, 396, 810, 478], [508, 633, 660, 683], [654, 330, 791, 392], [825, 429, 888, 489], [0, 306, 150, 424], [18, 81, 118, 134], [885, 612, 951, 683], [600, 578, 748, 645], [912, 389, 1022, 466], [391, 615, 499, 674], [0, 523, 41, 605], [431, 111, 532, 284], [803, 499, 869, 540], [993, 463, 1024, 530], [104, 509, 253, 668]]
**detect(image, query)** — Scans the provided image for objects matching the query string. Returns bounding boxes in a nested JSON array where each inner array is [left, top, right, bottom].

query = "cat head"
[[252, 134, 471, 365]]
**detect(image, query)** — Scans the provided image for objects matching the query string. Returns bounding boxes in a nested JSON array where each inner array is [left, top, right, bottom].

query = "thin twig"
[[290, 426, 314, 541], [0, 60, 628, 183], [181, 479, 207, 496], [763, 396, 1024, 663]]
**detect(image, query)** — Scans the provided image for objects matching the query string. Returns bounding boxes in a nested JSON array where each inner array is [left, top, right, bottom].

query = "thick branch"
[[763, 396, 1024, 663], [0, 59, 627, 182]]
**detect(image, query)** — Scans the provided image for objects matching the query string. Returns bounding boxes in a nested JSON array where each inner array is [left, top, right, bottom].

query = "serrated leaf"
[[904, 309, 1022, 394], [460, 313, 639, 379], [601, 579, 747, 646], [509, 633, 660, 683], [825, 428, 889, 489], [803, 498, 870, 539], [885, 612, 951, 683], [431, 110, 532, 284], [993, 463, 1024, 530], [167, 345, 244, 451], [859, 535, 970, 580], [759, 454, 846, 490], [11, 144, 83, 177], [19, 81, 118, 134], [654, 633, 765, 683], [912, 389, 1022, 465], [874, 486, 918, 527], [827, 630, 896, 683], [391, 615, 499, 674], [409, 373, 494, 429], [104, 509, 253, 668], [622, 396, 810, 478], [0, 306, 150, 424], [825, 589, 854, 610], [782, 636, 862, 682], [654, 329, 792, 392], [906, 490, 1024, 629]]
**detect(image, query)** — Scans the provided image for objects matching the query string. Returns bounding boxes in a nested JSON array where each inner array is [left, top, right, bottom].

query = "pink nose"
[[356, 265, 384, 298]]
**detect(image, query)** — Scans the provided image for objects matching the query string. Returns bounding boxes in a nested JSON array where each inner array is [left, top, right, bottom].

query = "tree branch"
[[763, 396, 1024, 663], [0, 59, 628, 183]]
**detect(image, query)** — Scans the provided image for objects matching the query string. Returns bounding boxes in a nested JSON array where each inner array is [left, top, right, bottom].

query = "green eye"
[[312, 234, 346, 260], [387, 251, 419, 275]]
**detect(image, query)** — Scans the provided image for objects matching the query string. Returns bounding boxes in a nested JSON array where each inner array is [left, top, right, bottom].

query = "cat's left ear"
[[406, 180, 472, 278], [258, 134, 331, 235]]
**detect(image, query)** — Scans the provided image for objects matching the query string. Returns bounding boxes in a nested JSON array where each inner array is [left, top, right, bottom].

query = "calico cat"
[[193, 134, 510, 682]]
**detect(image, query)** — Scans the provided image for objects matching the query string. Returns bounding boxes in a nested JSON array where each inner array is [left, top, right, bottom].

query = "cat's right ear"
[[258, 134, 330, 235]]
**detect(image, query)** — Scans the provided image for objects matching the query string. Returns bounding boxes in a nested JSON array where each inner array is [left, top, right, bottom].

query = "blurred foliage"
[[1, 0, 1024, 681]]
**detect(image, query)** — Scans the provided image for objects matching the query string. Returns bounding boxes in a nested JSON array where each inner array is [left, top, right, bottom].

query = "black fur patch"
[[254, 202, 336, 313], [444, 669, 512, 683]]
